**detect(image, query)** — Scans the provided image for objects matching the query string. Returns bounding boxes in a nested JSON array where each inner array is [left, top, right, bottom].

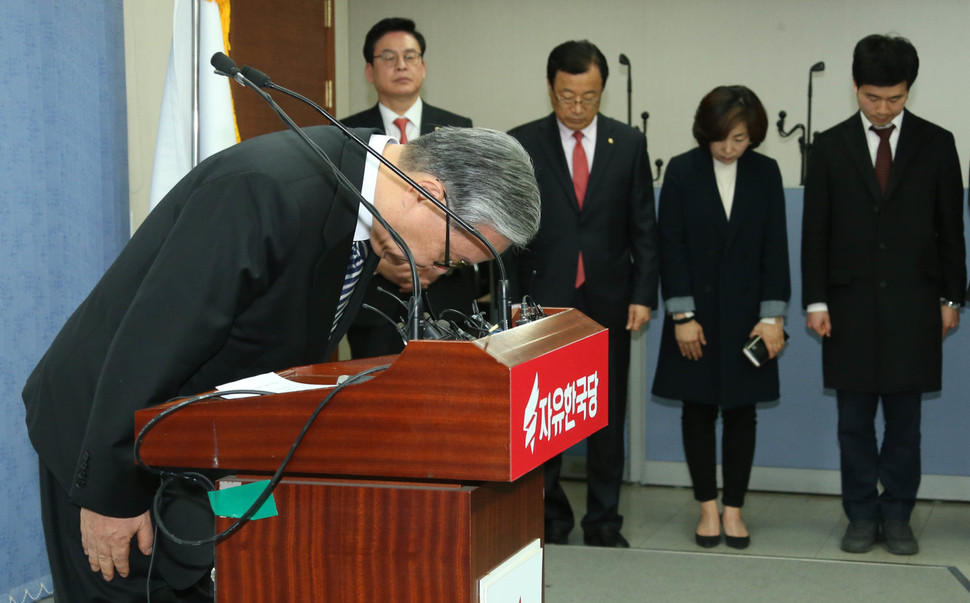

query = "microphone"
[[618, 53, 633, 127], [810, 61, 825, 73], [237, 62, 516, 332], [210, 51, 240, 78], [210, 53, 425, 341]]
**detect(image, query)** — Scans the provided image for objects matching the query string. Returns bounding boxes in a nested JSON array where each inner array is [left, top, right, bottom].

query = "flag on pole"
[[149, 0, 237, 209]]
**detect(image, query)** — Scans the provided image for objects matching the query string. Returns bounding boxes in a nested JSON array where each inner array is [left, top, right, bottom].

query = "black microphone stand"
[[619, 53, 632, 127], [777, 61, 825, 185], [210, 53, 425, 341], [237, 64, 514, 331], [640, 111, 664, 182]]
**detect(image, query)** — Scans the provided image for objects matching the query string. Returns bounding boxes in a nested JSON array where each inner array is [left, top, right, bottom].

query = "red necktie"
[[393, 117, 409, 144], [572, 131, 589, 207], [572, 131, 588, 288], [871, 124, 894, 196]]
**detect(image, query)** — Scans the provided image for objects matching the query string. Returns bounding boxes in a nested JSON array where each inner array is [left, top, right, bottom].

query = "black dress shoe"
[[583, 526, 630, 548], [881, 520, 919, 555], [694, 532, 721, 548], [545, 524, 570, 545], [724, 534, 750, 550], [841, 519, 877, 553]]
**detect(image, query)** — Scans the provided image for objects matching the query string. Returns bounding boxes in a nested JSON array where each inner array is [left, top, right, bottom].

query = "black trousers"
[[38, 461, 213, 603], [836, 391, 922, 521], [544, 286, 630, 533], [681, 401, 757, 508]]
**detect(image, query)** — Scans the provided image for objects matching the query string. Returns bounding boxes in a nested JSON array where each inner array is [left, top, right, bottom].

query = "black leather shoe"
[[841, 519, 877, 553], [724, 534, 750, 550], [882, 520, 919, 555], [545, 524, 570, 545], [583, 526, 630, 548], [694, 532, 721, 548]]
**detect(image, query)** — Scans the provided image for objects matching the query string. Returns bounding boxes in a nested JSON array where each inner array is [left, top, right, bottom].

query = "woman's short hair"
[[692, 85, 768, 149]]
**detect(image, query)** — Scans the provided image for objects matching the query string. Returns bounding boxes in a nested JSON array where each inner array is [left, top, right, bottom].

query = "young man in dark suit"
[[22, 126, 540, 601], [508, 39, 659, 548], [802, 34, 966, 556], [342, 17, 477, 357]]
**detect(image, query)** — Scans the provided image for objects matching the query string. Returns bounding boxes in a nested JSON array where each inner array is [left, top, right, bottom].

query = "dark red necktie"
[[871, 124, 894, 196], [393, 117, 409, 144], [572, 131, 588, 287]]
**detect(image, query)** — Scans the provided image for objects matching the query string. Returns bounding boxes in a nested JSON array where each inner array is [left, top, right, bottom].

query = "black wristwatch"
[[672, 314, 696, 325]]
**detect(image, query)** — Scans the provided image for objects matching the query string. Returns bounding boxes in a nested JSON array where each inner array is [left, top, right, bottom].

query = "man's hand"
[[806, 310, 831, 337], [942, 305, 960, 337], [376, 257, 443, 293], [750, 319, 786, 359], [627, 304, 651, 331], [80, 508, 154, 581], [675, 317, 706, 361]]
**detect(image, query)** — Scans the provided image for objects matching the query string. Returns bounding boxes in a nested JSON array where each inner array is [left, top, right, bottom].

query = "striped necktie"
[[332, 240, 370, 333]]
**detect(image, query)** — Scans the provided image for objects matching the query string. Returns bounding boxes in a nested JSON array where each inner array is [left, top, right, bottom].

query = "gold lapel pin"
[[608, 137, 614, 144]]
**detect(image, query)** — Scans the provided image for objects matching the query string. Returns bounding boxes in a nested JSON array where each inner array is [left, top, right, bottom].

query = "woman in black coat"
[[652, 86, 790, 549]]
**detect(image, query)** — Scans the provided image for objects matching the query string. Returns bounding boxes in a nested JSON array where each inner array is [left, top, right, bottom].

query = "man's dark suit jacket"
[[23, 126, 378, 519], [340, 102, 476, 355], [652, 147, 790, 408], [802, 111, 966, 393], [507, 113, 658, 328]]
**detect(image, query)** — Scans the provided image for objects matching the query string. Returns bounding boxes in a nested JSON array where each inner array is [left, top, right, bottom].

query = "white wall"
[[345, 0, 970, 188], [123, 0, 173, 232], [126, 1, 970, 222]]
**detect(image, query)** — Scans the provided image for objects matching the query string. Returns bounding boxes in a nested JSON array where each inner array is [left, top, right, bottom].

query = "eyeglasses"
[[372, 50, 423, 66], [555, 94, 600, 107], [433, 191, 469, 272]]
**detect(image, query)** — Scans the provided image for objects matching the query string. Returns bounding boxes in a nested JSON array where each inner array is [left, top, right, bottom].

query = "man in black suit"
[[342, 17, 477, 357], [508, 40, 658, 548], [22, 125, 540, 601], [802, 34, 965, 556]]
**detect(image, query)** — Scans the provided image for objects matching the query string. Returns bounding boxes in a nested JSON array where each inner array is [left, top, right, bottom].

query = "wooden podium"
[[135, 308, 608, 602]]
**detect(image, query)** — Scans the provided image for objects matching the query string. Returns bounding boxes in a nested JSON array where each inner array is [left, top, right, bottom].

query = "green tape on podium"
[[208, 480, 279, 520]]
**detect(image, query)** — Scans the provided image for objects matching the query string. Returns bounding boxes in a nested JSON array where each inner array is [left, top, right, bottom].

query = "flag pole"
[[191, 0, 201, 167]]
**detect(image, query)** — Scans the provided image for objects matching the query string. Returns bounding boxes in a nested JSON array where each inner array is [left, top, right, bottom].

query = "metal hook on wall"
[[777, 61, 825, 185]]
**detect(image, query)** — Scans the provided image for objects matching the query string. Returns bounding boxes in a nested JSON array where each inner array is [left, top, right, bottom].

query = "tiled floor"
[[559, 479, 970, 572], [543, 481, 970, 602]]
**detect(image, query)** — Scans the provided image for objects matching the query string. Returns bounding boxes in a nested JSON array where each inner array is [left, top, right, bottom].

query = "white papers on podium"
[[479, 538, 543, 602], [215, 372, 334, 399]]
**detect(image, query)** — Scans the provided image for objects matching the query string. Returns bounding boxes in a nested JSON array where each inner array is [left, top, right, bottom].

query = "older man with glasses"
[[507, 39, 659, 549], [342, 17, 479, 359]]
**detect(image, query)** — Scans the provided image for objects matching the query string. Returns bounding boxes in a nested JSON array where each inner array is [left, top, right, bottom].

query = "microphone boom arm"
[[213, 55, 424, 339], [241, 65, 513, 331]]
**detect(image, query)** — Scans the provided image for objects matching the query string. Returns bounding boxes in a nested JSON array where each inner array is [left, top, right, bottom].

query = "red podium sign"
[[509, 329, 608, 479]]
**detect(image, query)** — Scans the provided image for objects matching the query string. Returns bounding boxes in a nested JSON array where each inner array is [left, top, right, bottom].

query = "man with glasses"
[[343, 17, 477, 358], [508, 39, 658, 549], [24, 125, 541, 602]]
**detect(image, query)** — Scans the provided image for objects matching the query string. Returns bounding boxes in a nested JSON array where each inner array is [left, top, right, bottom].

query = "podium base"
[[213, 469, 543, 602]]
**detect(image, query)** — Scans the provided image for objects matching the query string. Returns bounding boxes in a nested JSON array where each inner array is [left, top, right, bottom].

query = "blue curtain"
[[1, 2, 128, 600]]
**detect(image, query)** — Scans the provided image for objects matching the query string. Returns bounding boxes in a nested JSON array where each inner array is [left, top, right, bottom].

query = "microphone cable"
[[133, 363, 390, 547]]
